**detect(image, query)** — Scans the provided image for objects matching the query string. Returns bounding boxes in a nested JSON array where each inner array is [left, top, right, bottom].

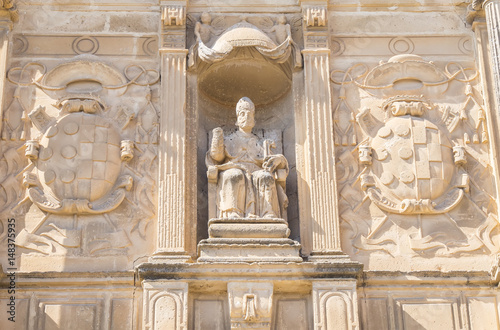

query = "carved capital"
[[161, 5, 186, 26], [160, 4, 187, 49], [303, 6, 327, 27]]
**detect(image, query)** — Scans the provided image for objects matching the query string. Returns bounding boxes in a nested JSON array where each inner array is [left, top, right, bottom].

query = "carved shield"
[[370, 116, 454, 202], [37, 112, 122, 202]]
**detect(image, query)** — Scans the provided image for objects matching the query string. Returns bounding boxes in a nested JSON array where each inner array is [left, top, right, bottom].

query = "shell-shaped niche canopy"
[[195, 20, 297, 107]]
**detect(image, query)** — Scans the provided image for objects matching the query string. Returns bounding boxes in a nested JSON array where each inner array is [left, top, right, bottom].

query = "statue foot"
[[223, 211, 243, 219]]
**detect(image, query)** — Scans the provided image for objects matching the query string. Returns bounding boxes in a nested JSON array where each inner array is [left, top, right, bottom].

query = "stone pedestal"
[[198, 218, 302, 263]]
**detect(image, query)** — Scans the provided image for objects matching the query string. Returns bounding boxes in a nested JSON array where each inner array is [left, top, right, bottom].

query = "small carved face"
[[278, 15, 287, 24], [236, 107, 255, 131], [201, 12, 211, 24]]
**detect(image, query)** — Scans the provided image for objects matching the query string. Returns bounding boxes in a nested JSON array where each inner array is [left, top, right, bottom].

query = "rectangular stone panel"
[[274, 299, 309, 330], [111, 299, 134, 330], [0, 298, 29, 330], [467, 296, 499, 330], [401, 302, 456, 330], [361, 297, 390, 330], [42, 303, 97, 330], [193, 299, 228, 330]]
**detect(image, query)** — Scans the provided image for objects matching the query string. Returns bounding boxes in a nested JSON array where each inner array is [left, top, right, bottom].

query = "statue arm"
[[194, 22, 202, 40], [209, 127, 225, 163], [286, 24, 292, 38]]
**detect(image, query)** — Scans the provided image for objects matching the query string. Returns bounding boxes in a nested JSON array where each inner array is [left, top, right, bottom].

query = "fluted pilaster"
[[302, 49, 342, 256], [153, 1, 192, 261]]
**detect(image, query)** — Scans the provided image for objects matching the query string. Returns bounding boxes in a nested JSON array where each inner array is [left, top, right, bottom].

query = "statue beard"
[[237, 118, 255, 132]]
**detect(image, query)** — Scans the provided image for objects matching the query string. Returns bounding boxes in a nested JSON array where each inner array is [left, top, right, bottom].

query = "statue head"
[[278, 15, 287, 24], [201, 12, 212, 24], [236, 97, 255, 133]]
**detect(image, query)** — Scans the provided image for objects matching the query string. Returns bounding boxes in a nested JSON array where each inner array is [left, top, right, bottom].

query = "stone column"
[[298, 1, 343, 258], [484, 0, 500, 115], [153, 1, 194, 262]]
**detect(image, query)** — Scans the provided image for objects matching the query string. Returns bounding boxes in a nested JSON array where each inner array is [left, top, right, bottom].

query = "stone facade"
[[0, 0, 499, 329]]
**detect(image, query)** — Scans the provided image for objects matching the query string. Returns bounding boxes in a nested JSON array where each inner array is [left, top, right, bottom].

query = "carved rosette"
[[359, 96, 468, 214], [23, 99, 133, 215]]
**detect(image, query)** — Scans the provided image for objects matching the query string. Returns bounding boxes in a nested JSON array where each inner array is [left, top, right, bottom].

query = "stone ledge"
[[135, 260, 364, 283]]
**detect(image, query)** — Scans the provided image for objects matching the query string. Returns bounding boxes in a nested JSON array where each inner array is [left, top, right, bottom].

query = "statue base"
[[208, 217, 291, 239], [198, 218, 302, 263]]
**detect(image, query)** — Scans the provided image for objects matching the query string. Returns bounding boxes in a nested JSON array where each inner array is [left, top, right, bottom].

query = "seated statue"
[[206, 97, 289, 219]]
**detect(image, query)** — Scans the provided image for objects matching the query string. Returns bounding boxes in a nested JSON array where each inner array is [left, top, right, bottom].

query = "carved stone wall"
[[0, 1, 500, 329]]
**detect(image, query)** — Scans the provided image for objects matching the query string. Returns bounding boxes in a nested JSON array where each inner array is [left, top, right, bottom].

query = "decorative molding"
[[11, 35, 158, 57]]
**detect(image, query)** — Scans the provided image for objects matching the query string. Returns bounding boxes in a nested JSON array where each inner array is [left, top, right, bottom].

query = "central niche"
[[189, 14, 303, 247]]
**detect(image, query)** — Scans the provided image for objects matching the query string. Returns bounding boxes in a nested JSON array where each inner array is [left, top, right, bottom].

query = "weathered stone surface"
[[0, 0, 499, 329]]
